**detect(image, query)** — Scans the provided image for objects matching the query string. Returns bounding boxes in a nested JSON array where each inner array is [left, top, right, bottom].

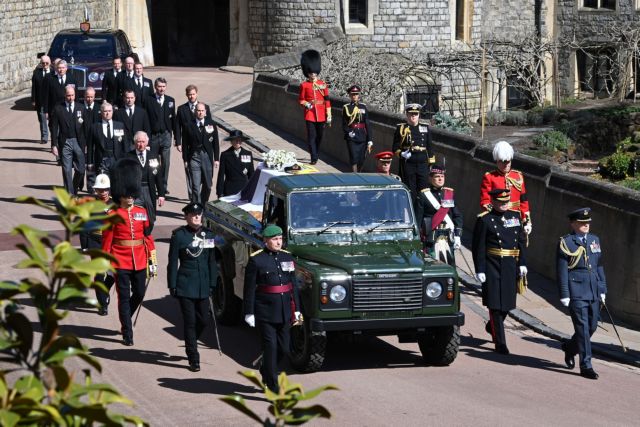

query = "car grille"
[[352, 274, 423, 311], [69, 66, 87, 89]]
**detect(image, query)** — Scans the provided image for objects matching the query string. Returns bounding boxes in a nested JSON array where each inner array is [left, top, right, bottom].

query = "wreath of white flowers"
[[263, 150, 297, 172]]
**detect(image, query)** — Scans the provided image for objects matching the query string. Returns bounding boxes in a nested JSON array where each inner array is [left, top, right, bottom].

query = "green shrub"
[[484, 111, 504, 126], [526, 110, 544, 126], [503, 110, 528, 126], [553, 119, 578, 140], [600, 151, 633, 180], [542, 107, 558, 124], [433, 111, 473, 134], [620, 177, 640, 191], [532, 130, 572, 152]]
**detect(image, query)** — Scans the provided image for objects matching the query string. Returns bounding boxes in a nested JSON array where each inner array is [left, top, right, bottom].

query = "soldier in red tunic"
[[479, 140, 533, 235], [298, 49, 331, 165], [102, 158, 157, 346]]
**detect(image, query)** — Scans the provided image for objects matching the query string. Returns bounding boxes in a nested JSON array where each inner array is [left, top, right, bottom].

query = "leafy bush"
[[432, 111, 472, 134], [0, 189, 147, 426], [600, 151, 633, 180], [532, 130, 572, 152], [553, 119, 578, 140], [484, 111, 504, 126], [542, 107, 559, 124], [526, 110, 544, 126], [620, 177, 640, 191], [503, 110, 528, 126]]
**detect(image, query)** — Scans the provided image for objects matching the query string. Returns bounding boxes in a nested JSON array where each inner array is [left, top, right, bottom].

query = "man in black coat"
[[146, 77, 176, 192], [127, 131, 165, 233], [87, 102, 126, 178], [216, 130, 254, 198], [116, 56, 135, 107], [472, 188, 528, 355], [31, 55, 52, 144], [43, 60, 80, 149], [184, 102, 219, 204], [101, 57, 122, 105], [243, 225, 301, 393], [51, 86, 87, 195], [114, 89, 151, 152], [123, 62, 153, 107], [342, 84, 373, 172], [167, 202, 218, 372]]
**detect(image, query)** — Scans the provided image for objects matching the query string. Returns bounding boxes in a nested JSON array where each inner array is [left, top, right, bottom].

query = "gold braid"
[[344, 103, 361, 126], [506, 172, 523, 192], [400, 124, 412, 148], [559, 238, 587, 270]]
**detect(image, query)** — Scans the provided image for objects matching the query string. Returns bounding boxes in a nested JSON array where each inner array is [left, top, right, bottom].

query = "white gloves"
[[560, 298, 570, 307], [401, 150, 412, 160], [367, 141, 373, 147], [600, 294, 606, 304], [476, 273, 486, 283], [244, 314, 255, 327], [524, 222, 532, 234], [519, 266, 528, 276], [326, 116, 332, 125], [294, 311, 303, 321], [304, 102, 313, 110], [148, 264, 158, 277], [453, 236, 461, 250]]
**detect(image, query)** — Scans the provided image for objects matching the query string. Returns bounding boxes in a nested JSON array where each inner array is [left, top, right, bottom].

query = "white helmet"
[[492, 140, 514, 162], [93, 174, 111, 190]]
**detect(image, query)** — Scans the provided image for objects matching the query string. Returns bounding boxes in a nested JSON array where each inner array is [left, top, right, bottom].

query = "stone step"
[[571, 159, 599, 167], [569, 167, 597, 176]]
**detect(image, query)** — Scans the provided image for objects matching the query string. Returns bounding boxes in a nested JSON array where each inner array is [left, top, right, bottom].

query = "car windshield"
[[289, 189, 414, 232], [49, 34, 115, 60]]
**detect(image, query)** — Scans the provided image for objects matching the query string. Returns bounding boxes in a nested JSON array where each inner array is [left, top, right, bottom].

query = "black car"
[[40, 24, 137, 100]]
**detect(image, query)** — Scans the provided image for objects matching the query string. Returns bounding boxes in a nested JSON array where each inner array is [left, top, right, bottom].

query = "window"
[[576, 48, 615, 95], [349, 0, 367, 24], [405, 85, 441, 119], [581, 0, 616, 10], [342, 0, 378, 35], [451, 0, 473, 43]]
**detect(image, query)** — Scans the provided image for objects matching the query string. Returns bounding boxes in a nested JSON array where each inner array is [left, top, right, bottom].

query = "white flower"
[[263, 150, 297, 171]]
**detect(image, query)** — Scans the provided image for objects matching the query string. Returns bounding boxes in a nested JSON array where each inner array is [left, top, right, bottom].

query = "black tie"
[[139, 152, 144, 165], [199, 122, 204, 133], [138, 78, 142, 89], [67, 104, 72, 114], [88, 106, 92, 114], [127, 107, 132, 117], [107, 122, 111, 139]]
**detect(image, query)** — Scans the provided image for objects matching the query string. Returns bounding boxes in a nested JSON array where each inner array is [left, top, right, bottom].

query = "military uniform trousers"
[[151, 131, 172, 190], [305, 121, 325, 163], [259, 319, 290, 391], [115, 268, 147, 340], [189, 148, 213, 204], [178, 296, 209, 364], [566, 299, 599, 370], [400, 160, 428, 203], [61, 138, 86, 195]]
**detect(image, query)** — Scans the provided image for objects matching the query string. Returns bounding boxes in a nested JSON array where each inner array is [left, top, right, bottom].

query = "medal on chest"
[[502, 217, 520, 228], [589, 241, 601, 253], [280, 261, 295, 272], [133, 212, 147, 221], [441, 199, 455, 208]]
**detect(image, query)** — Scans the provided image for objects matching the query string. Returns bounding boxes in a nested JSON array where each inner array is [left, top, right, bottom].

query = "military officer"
[[392, 104, 435, 203], [298, 50, 331, 165], [472, 189, 528, 354], [244, 225, 301, 393], [375, 151, 401, 180], [102, 158, 157, 346], [342, 84, 373, 172], [79, 173, 115, 316], [480, 140, 532, 235], [216, 130, 254, 198], [415, 163, 463, 265], [557, 208, 606, 380], [167, 202, 218, 372]]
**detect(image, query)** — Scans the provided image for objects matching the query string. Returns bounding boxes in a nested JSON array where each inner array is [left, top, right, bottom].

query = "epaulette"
[[477, 211, 490, 217], [396, 122, 406, 127], [443, 187, 454, 191], [280, 249, 291, 254], [420, 187, 432, 193], [250, 249, 263, 257], [418, 120, 430, 126], [511, 169, 523, 176]]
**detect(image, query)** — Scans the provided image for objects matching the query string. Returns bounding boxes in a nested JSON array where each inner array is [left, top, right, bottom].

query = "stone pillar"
[[228, 0, 257, 66], [115, 0, 154, 66]]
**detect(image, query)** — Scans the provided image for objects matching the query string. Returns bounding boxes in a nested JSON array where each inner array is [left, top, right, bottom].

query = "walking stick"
[[458, 246, 476, 279], [602, 301, 628, 353], [208, 297, 223, 356], [132, 275, 152, 327]]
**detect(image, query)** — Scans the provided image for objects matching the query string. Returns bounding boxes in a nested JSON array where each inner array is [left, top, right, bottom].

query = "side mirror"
[[37, 52, 45, 59]]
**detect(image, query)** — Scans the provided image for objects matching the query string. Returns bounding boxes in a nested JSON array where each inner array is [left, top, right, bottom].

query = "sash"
[[424, 188, 454, 230]]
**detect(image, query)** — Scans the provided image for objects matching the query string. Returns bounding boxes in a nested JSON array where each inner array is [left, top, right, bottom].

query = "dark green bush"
[[526, 110, 544, 126], [433, 111, 473, 134], [532, 130, 572, 152], [503, 110, 528, 126], [484, 111, 504, 126], [620, 177, 640, 191], [600, 151, 633, 180], [542, 107, 559, 123]]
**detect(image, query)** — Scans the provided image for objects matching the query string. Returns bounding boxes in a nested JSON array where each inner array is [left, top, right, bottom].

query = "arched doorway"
[[149, 0, 230, 66]]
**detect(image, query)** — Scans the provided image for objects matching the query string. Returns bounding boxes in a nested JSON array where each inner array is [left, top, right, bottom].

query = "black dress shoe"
[[123, 337, 134, 346], [188, 363, 200, 372], [561, 342, 575, 369], [98, 306, 108, 316], [580, 368, 599, 380], [485, 321, 492, 335], [309, 160, 317, 165], [495, 344, 510, 355]]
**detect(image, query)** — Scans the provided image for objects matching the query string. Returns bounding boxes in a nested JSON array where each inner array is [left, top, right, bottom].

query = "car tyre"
[[290, 319, 327, 373], [213, 260, 242, 325], [418, 325, 460, 366]]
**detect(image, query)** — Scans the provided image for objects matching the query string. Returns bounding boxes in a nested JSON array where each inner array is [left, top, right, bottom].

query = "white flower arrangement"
[[263, 150, 297, 171]]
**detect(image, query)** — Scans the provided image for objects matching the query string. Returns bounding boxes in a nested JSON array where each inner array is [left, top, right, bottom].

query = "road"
[[1, 67, 638, 426]]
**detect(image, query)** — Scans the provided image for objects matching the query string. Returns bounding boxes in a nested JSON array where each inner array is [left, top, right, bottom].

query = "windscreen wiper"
[[366, 219, 402, 233], [317, 221, 354, 235]]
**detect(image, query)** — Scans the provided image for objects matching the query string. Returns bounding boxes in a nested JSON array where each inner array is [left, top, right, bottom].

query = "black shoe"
[[580, 368, 599, 380], [40, 140, 47, 145], [309, 160, 317, 165], [561, 342, 575, 369], [165, 189, 170, 195], [495, 344, 510, 355], [188, 362, 200, 372], [98, 306, 108, 316], [123, 337, 134, 346], [485, 321, 492, 335]]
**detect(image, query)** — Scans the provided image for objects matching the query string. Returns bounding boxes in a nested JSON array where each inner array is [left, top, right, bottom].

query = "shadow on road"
[[10, 97, 33, 111], [0, 157, 57, 165], [2, 145, 51, 152], [89, 347, 187, 369], [60, 324, 122, 345], [156, 377, 262, 399]]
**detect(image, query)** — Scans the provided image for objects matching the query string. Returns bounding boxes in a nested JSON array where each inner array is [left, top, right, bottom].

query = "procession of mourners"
[[30, 48, 611, 383]]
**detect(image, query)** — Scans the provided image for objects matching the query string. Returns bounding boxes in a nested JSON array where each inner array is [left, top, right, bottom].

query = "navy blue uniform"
[[392, 122, 434, 202], [244, 248, 300, 391], [557, 233, 606, 370], [342, 101, 372, 169]]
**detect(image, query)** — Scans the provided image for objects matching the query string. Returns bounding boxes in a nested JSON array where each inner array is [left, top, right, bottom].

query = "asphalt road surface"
[[1, 67, 638, 426]]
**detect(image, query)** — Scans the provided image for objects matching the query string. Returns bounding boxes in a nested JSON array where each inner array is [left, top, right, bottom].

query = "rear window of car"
[[49, 34, 115, 60]]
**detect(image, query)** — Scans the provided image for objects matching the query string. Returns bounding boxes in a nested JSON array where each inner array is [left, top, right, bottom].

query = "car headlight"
[[426, 281, 443, 299], [329, 285, 346, 303], [88, 72, 100, 82]]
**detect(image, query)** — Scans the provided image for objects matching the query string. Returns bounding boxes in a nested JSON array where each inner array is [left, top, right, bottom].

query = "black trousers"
[[305, 121, 325, 163], [258, 321, 290, 391], [488, 309, 508, 346], [178, 297, 209, 363], [566, 299, 599, 370], [96, 273, 115, 307], [400, 160, 428, 203], [115, 269, 147, 339]]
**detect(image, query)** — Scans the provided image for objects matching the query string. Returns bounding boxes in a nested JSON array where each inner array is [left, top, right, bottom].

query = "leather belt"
[[410, 146, 427, 152], [487, 248, 520, 257], [114, 239, 144, 247], [257, 283, 292, 294], [350, 123, 366, 129]]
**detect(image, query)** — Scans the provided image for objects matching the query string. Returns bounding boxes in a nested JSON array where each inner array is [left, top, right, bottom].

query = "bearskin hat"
[[300, 49, 321, 78], [111, 158, 142, 200]]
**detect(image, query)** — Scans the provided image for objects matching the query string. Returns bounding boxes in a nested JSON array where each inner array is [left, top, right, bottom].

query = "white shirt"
[[189, 102, 197, 112], [126, 105, 135, 116], [66, 102, 74, 112], [157, 94, 164, 106], [102, 120, 113, 138]]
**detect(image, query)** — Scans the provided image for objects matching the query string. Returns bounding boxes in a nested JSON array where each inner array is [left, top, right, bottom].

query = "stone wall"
[[0, 0, 114, 99], [250, 73, 640, 327]]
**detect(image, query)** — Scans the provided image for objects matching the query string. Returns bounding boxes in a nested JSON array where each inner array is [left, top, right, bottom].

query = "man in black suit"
[[184, 102, 219, 204], [51, 86, 87, 195], [216, 130, 254, 198], [114, 89, 151, 152], [87, 102, 126, 178], [123, 62, 153, 107], [31, 55, 52, 144], [83, 86, 103, 192], [146, 77, 176, 193], [43, 60, 80, 149], [101, 57, 122, 105], [116, 56, 135, 107], [128, 131, 165, 233], [176, 84, 211, 199]]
